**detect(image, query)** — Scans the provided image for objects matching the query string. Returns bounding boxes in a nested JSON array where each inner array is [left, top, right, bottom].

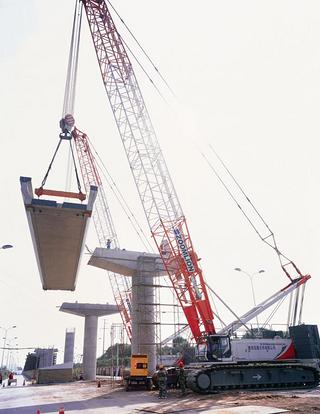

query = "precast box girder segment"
[[20, 176, 97, 291]]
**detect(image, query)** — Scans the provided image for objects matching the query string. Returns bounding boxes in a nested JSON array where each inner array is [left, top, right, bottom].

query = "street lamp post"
[[0, 326, 17, 368], [234, 268, 265, 329], [6, 337, 18, 369]]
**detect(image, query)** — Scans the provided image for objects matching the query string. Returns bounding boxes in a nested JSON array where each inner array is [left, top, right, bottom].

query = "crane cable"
[[38, 1, 84, 196], [87, 136, 154, 253], [120, 36, 168, 103], [201, 145, 303, 282], [62, 0, 83, 118], [107, 0, 176, 98]]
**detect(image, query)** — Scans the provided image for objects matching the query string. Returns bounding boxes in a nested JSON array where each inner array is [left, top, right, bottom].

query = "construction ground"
[[0, 376, 319, 414]]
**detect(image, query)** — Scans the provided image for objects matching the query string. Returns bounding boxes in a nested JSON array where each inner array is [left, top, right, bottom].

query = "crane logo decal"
[[174, 228, 195, 273]]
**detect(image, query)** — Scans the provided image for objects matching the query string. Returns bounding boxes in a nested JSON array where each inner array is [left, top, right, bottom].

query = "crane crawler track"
[[186, 362, 319, 394]]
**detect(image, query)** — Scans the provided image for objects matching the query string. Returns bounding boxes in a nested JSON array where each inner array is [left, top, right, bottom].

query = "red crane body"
[[57, 1, 320, 394], [81, 0, 216, 342]]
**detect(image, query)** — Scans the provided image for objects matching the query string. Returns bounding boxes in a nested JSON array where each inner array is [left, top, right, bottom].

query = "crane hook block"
[[20, 176, 98, 291]]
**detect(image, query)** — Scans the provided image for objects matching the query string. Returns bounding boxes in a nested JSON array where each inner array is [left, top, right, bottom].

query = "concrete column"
[[60, 303, 119, 381], [64, 329, 75, 364], [83, 315, 98, 380], [88, 249, 166, 376], [131, 256, 157, 375]]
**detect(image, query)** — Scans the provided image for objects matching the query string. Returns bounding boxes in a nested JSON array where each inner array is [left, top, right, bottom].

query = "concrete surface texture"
[[88, 248, 168, 276], [0, 376, 319, 413], [20, 177, 98, 291], [60, 303, 119, 380], [89, 249, 161, 375], [63, 329, 75, 364], [83, 315, 98, 380], [131, 256, 157, 374], [59, 302, 119, 317]]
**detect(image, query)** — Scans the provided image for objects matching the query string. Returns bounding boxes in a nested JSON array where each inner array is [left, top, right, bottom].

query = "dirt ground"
[[146, 387, 320, 413], [211, 391, 320, 413], [1, 377, 319, 414], [98, 379, 320, 413]]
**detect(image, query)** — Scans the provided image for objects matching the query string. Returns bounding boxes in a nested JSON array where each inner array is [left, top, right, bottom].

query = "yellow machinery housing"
[[124, 354, 152, 391]]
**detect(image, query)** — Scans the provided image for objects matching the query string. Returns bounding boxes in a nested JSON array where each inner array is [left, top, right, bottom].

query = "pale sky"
[[1, 0, 320, 367]]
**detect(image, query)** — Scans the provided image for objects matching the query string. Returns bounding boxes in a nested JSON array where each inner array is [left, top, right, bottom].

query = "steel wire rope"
[[107, 0, 176, 98], [62, 0, 83, 117], [40, 1, 84, 194], [260, 297, 286, 330], [200, 147, 299, 281], [208, 145, 290, 262], [63, 1, 83, 194], [86, 136, 154, 253], [65, 149, 72, 193], [39, 139, 63, 188], [39, 137, 83, 196], [205, 281, 253, 334], [121, 36, 168, 104], [68, 139, 83, 194], [200, 150, 265, 247], [206, 284, 226, 331]]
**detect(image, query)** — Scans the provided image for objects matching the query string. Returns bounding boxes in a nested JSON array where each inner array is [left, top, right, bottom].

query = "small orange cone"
[[58, 408, 65, 414]]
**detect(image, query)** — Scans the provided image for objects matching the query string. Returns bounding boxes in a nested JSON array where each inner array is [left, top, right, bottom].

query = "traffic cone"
[[97, 379, 101, 388], [58, 407, 65, 414]]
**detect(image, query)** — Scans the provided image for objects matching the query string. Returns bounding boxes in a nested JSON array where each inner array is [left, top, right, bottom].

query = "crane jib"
[[174, 228, 195, 273]]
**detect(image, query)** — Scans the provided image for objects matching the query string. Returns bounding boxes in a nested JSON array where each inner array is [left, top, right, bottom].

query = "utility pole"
[[0, 326, 16, 368], [102, 319, 107, 355]]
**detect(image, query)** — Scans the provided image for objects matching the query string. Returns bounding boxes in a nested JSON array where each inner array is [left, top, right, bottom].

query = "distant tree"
[[97, 343, 131, 367], [172, 336, 195, 364], [242, 328, 285, 339], [172, 336, 188, 352]]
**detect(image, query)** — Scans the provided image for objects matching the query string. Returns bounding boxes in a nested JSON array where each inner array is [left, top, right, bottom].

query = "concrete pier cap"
[[88, 248, 175, 375], [88, 247, 170, 276], [60, 303, 119, 380]]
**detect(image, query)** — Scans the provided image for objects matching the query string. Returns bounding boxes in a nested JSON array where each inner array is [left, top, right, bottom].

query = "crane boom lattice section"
[[82, 0, 181, 226], [73, 127, 132, 340], [82, 0, 216, 340]]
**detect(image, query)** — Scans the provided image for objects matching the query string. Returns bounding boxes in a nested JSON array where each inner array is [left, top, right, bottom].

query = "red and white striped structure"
[[73, 127, 132, 341], [81, 0, 215, 342]]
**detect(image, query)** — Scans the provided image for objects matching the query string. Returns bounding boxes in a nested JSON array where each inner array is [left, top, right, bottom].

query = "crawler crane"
[[61, 0, 319, 392]]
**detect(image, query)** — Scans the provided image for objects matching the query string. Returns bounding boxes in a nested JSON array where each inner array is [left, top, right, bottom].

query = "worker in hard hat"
[[157, 365, 167, 399], [177, 362, 187, 396]]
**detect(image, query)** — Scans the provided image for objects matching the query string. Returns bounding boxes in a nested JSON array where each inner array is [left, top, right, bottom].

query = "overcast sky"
[[1, 0, 320, 367]]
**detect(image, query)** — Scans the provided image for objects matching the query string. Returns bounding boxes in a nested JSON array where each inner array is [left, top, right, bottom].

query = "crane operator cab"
[[196, 335, 232, 362]]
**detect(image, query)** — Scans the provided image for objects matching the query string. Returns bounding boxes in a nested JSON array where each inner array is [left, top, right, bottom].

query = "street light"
[[6, 337, 18, 369], [1, 244, 13, 250], [0, 325, 17, 368], [234, 268, 265, 329]]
